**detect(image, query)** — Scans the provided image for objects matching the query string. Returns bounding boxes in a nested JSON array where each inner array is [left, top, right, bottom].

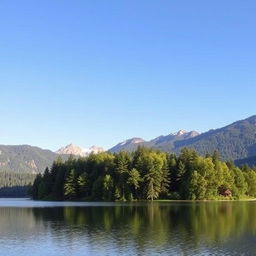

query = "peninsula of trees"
[[31, 147, 256, 201]]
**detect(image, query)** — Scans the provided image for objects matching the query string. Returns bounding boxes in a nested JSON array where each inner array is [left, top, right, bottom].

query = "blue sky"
[[0, 0, 255, 150]]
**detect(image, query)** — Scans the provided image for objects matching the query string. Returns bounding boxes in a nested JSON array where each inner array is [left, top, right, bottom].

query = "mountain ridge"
[[109, 130, 200, 153], [56, 144, 104, 157], [0, 115, 256, 173], [109, 115, 256, 161]]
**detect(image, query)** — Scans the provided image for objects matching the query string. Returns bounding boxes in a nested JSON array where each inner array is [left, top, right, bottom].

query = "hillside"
[[148, 130, 200, 151], [109, 131, 199, 153], [109, 115, 256, 161], [0, 143, 104, 174], [173, 115, 256, 160], [109, 138, 146, 153], [235, 156, 256, 167], [0, 145, 59, 173]]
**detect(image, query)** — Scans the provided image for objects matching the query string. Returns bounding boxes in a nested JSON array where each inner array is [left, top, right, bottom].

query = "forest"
[[0, 172, 36, 197], [31, 147, 256, 201]]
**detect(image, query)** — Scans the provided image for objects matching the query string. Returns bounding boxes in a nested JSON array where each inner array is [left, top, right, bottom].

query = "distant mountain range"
[[109, 115, 256, 162], [0, 115, 255, 174], [0, 144, 104, 174], [109, 130, 200, 153]]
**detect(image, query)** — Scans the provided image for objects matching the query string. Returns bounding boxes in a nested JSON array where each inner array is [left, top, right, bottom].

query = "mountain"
[[0, 145, 58, 174], [173, 115, 256, 160], [0, 143, 104, 174], [146, 130, 200, 151], [109, 138, 145, 153], [235, 156, 256, 167], [56, 144, 104, 157], [109, 130, 199, 153], [109, 115, 256, 161]]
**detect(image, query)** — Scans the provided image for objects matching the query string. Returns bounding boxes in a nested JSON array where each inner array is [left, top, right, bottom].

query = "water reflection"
[[0, 201, 256, 255]]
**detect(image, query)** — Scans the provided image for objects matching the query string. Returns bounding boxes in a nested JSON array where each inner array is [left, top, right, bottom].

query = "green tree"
[[232, 167, 247, 198], [77, 172, 87, 198], [103, 174, 114, 201], [31, 147, 256, 202], [144, 152, 165, 201], [146, 175, 159, 201], [160, 162, 170, 197], [127, 168, 142, 199], [31, 174, 42, 199], [188, 171, 207, 200], [64, 169, 78, 199], [244, 171, 256, 197], [114, 152, 131, 200], [92, 176, 103, 200]]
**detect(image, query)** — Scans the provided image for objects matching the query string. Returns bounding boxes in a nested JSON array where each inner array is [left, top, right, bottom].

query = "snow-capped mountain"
[[56, 144, 104, 157]]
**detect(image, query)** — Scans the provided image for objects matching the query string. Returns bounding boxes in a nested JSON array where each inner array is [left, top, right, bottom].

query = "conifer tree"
[[64, 169, 78, 199]]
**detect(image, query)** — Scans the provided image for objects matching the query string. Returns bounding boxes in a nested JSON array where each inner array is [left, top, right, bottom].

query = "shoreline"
[[32, 198, 256, 203]]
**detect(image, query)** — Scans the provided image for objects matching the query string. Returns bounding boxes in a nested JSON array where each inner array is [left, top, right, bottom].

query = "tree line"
[[0, 172, 36, 197], [31, 147, 256, 201]]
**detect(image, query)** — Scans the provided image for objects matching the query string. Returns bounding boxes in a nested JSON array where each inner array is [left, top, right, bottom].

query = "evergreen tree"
[[64, 169, 78, 199], [103, 174, 114, 201], [188, 171, 207, 200], [77, 172, 87, 198], [144, 152, 165, 201], [114, 152, 130, 200], [30, 147, 256, 201], [127, 168, 142, 199]]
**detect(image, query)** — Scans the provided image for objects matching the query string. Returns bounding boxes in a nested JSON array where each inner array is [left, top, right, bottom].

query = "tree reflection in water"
[[28, 202, 256, 255]]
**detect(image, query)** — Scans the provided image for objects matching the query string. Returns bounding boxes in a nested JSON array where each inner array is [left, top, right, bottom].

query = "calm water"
[[0, 199, 256, 255]]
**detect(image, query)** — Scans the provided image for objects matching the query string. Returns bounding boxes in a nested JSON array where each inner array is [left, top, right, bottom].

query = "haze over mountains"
[[0, 115, 255, 173]]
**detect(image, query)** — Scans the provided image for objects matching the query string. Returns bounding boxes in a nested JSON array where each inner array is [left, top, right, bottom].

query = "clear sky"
[[0, 0, 255, 151]]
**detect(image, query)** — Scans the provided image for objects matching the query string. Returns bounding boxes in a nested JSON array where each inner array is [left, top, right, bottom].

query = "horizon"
[[1, 1, 256, 150], [0, 113, 255, 151]]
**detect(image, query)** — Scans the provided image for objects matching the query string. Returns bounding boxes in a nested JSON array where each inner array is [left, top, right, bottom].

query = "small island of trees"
[[31, 147, 256, 201]]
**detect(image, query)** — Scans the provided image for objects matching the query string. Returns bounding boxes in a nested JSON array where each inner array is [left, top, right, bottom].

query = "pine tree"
[[103, 174, 114, 201], [114, 152, 130, 200], [127, 168, 142, 199], [77, 172, 87, 198], [64, 169, 78, 199]]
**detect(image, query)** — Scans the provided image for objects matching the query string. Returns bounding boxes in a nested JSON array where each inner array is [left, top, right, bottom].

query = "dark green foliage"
[[0, 172, 36, 197], [64, 169, 78, 199], [102, 174, 114, 201], [77, 172, 88, 198], [114, 152, 131, 200], [0, 172, 35, 187], [31, 147, 256, 201], [235, 156, 256, 167]]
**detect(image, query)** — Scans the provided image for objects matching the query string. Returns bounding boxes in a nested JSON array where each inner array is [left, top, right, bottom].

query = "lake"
[[0, 199, 255, 255]]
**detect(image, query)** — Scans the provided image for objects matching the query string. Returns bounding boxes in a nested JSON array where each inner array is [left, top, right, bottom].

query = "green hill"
[[0, 145, 60, 173], [109, 115, 256, 161], [173, 116, 256, 160]]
